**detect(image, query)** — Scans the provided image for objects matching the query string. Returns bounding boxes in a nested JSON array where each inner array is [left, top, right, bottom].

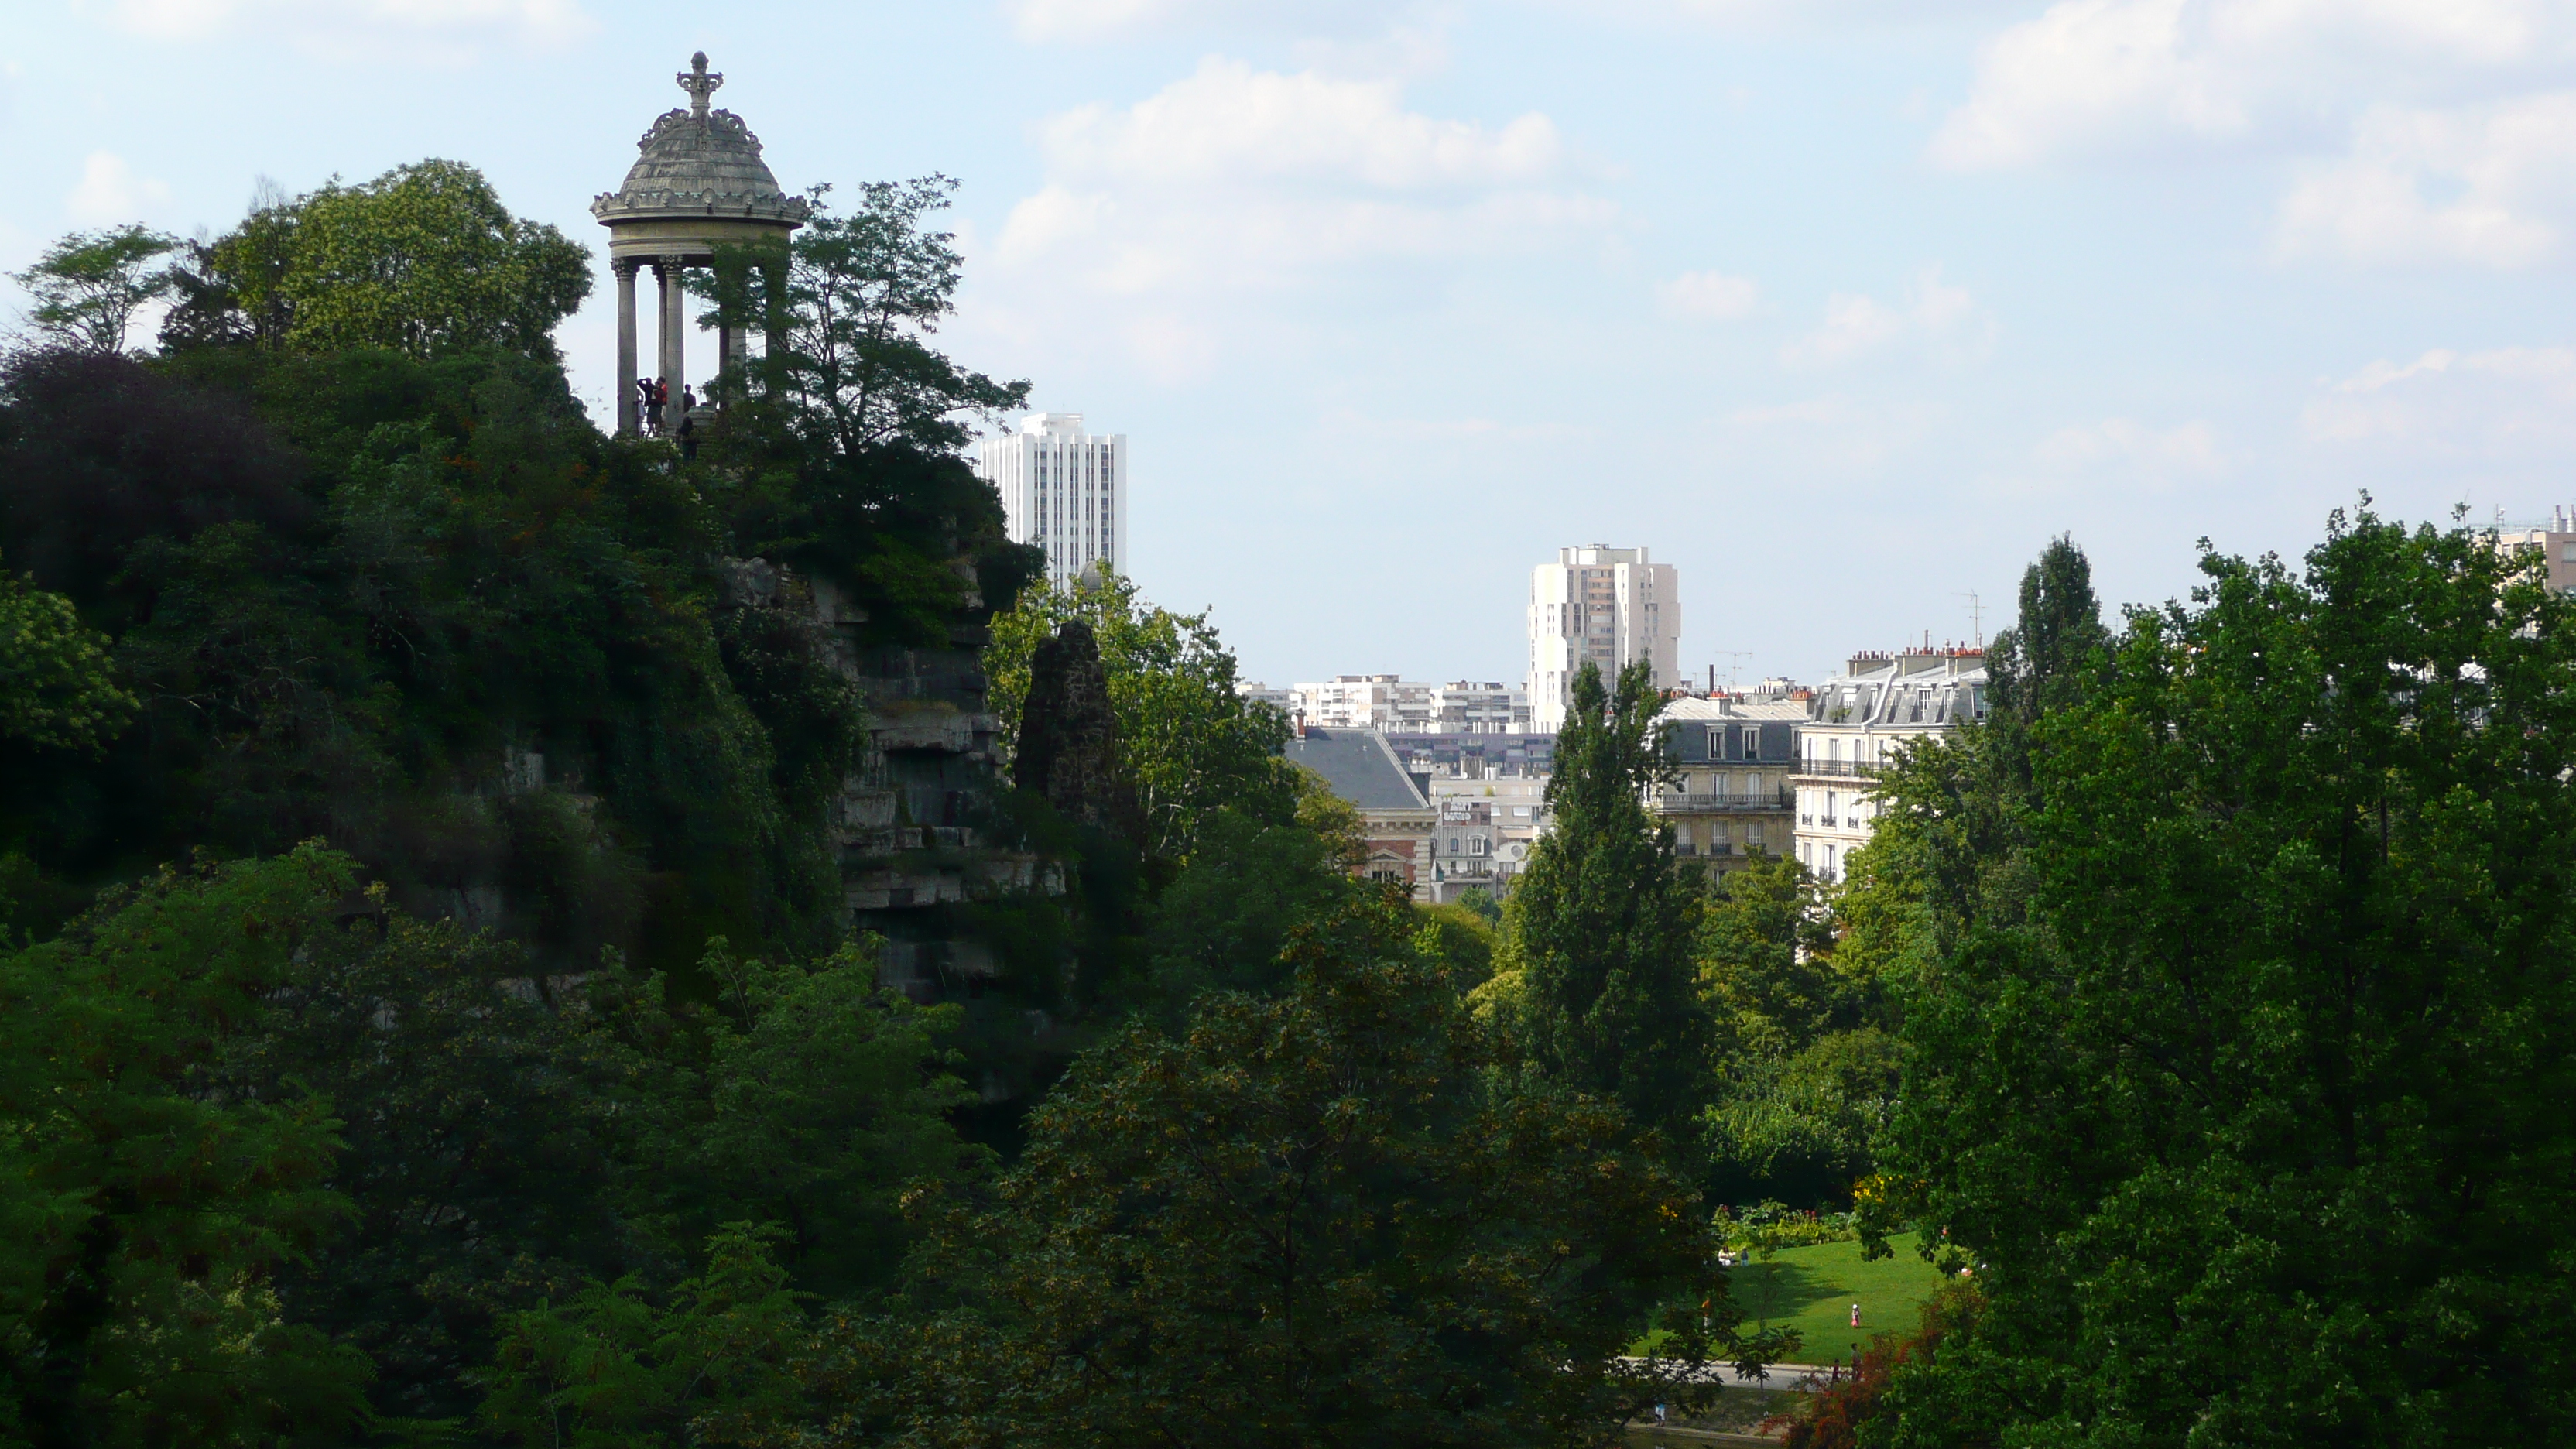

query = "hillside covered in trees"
[[2, 157, 2571, 1449]]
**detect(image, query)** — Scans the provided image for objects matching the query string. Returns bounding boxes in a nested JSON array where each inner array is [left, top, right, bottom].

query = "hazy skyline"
[[10, 0, 2576, 687]]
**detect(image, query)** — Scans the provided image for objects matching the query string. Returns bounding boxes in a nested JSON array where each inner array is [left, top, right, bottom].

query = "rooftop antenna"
[[1712, 652, 1753, 690], [1954, 591, 1985, 649]]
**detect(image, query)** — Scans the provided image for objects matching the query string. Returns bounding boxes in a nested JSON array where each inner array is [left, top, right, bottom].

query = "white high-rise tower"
[[978, 413, 1128, 590], [1527, 545, 1680, 732]]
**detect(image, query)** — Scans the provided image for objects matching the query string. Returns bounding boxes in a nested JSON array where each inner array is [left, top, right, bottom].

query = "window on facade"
[[1824, 845, 1838, 879]]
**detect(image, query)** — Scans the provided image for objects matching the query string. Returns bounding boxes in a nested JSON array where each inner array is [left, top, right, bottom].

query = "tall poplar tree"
[[1509, 659, 1710, 1145]]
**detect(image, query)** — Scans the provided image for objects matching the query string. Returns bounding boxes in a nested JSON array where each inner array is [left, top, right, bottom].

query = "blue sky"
[[10, 0, 2576, 687]]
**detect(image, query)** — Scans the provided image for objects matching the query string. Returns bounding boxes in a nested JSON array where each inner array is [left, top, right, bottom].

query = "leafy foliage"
[[474, 1224, 811, 1449], [897, 889, 1761, 1449], [985, 571, 1298, 858], [8, 225, 180, 355], [1698, 852, 1896, 1204], [165, 162, 589, 360], [1868, 508, 2576, 1447], [0, 845, 374, 1447], [698, 176, 1027, 457], [0, 574, 135, 754], [1507, 659, 1710, 1144]]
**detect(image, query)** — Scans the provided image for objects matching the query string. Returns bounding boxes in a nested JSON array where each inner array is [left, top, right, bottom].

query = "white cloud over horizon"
[[2303, 345, 2576, 460], [1780, 265, 1986, 368], [66, 152, 172, 225], [979, 57, 1617, 376]]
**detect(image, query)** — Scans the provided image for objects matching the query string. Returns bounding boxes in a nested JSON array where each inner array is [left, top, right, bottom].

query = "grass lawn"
[[1727, 1237, 1953, 1368]]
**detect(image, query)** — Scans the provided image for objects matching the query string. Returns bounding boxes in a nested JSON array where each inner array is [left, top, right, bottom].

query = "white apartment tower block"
[[978, 413, 1128, 591], [1527, 545, 1680, 732]]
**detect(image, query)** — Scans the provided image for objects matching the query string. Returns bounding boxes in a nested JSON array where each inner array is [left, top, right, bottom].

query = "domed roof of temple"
[[592, 53, 810, 228]]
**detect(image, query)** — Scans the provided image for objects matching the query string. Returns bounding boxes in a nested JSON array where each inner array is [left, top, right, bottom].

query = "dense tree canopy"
[[893, 889, 1756, 1449], [1860, 509, 2576, 1447], [163, 161, 589, 359], [0, 575, 134, 755]]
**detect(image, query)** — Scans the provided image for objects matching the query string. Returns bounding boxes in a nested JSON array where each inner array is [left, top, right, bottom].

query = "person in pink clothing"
[[1851, 1302, 1863, 1328]]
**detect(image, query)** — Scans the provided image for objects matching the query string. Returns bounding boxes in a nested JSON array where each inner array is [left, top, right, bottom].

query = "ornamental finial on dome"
[[679, 52, 723, 118]]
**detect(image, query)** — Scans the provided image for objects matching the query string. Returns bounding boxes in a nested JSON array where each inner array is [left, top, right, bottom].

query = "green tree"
[[614, 939, 992, 1302], [9, 226, 178, 355], [262, 160, 589, 358], [0, 845, 373, 1447], [1697, 851, 1896, 1204], [0, 574, 135, 754], [701, 176, 1027, 456], [897, 889, 1765, 1449], [985, 571, 1298, 857], [1508, 659, 1711, 1144], [1871, 506, 2576, 1447], [475, 1223, 810, 1449]]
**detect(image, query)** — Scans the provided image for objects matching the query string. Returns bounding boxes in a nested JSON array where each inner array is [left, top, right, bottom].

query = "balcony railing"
[[1656, 791, 1791, 812], [1789, 759, 1880, 778]]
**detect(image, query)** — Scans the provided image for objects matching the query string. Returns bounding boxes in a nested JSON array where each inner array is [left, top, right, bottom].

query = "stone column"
[[716, 323, 733, 406], [613, 259, 639, 436], [667, 258, 689, 408], [654, 259, 683, 409]]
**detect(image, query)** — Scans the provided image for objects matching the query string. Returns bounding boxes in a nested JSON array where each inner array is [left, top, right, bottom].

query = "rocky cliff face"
[[720, 554, 1037, 1001], [1012, 620, 1143, 848]]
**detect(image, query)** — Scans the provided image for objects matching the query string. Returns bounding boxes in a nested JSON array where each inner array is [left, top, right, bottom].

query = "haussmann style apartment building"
[[1790, 646, 1989, 882]]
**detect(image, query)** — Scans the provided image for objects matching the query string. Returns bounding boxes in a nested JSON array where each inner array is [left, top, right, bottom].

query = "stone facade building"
[[1654, 695, 1803, 874], [1283, 727, 1435, 902], [1791, 648, 1988, 882]]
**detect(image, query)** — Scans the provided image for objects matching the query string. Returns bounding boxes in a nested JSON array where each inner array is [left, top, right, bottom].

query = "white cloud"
[[2033, 416, 2222, 473], [1781, 265, 1989, 368], [1002, 0, 1406, 43], [111, 0, 592, 57], [1931, 0, 2576, 171], [66, 152, 172, 225], [2303, 345, 2576, 454], [1660, 269, 1759, 320], [2274, 94, 2576, 266], [989, 57, 1612, 303], [1036, 60, 1570, 190]]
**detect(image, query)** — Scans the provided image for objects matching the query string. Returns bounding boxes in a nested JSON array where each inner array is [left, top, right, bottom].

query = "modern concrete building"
[[1791, 648, 1988, 882], [1283, 727, 1435, 902], [1236, 681, 1296, 715], [1293, 676, 1436, 732], [1529, 546, 1680, 732], [978, 413, 1127, 590], [1388, 732, 1555, 779], [1290, 677, 1531, 735], [1654, 695, 1806, 875], [1433, 681, 1532, 733]]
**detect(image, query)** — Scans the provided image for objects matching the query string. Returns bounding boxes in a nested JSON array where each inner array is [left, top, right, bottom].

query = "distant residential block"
[[1530, 545, 1679, 733], [1290, 677, 1533, 735]]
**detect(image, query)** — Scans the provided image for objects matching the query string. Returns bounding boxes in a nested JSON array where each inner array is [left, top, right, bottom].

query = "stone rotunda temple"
[[593, 53, 809, 435]]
